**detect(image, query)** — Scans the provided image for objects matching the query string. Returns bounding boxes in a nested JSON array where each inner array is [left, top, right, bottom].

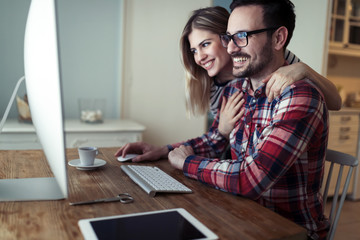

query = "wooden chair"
[[322, 149, 359, 240]]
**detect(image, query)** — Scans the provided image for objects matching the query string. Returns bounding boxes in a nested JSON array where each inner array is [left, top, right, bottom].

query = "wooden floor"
[[326, 199, 360, 240]]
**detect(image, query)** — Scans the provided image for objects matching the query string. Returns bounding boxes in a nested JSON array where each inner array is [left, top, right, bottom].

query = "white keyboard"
[[121, 165, 192, 197]]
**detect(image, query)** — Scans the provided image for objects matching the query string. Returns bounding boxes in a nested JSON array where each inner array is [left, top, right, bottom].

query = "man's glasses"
[[219, 27, 279, 48]]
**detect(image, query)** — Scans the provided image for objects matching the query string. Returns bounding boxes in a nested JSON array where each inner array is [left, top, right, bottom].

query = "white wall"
[[121, 0, 212, 146], [288, 0, 332, 75], [0, 1, 30, 119], [57, 0, 123, 119], [0, 0, 123, 120]]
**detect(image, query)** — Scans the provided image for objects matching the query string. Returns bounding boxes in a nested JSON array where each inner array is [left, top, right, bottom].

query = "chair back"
[[322, 149, 358, 240]]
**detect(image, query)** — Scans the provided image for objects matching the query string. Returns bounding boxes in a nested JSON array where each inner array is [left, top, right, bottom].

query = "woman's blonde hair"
[[180, 6, 229, 117]]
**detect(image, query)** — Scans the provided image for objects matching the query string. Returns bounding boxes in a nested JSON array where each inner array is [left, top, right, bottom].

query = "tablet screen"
[[90, 211, 206, 240]]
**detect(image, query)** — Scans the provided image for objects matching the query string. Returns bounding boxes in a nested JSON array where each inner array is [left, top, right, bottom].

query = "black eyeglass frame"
[[220, 27, 279, 48]]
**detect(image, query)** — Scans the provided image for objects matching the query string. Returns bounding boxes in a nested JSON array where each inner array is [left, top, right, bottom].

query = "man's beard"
[[232, 38, 273, 78]]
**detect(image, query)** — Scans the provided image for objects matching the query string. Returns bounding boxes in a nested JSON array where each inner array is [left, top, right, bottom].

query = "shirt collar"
[[241, 78, 266, 98]]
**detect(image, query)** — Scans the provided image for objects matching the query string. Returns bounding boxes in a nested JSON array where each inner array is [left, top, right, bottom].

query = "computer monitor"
[[0, 0, 68, 201]]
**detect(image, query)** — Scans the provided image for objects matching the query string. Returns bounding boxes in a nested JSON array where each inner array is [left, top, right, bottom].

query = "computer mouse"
[[117, 154, 139, 162]]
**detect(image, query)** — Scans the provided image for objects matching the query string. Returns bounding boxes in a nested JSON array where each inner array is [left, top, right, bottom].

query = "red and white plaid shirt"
[[173, 77, 329, 239]]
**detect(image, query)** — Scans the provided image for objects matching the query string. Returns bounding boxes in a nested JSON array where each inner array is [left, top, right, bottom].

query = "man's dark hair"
[[230, 0, 296, 49]]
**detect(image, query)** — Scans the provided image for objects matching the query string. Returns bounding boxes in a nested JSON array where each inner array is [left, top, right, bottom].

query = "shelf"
[[329, 46, 360, 57], [0, 119, 146, 150]]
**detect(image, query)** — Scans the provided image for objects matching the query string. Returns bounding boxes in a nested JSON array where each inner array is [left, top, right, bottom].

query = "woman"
[[115, 6, 341, 161]]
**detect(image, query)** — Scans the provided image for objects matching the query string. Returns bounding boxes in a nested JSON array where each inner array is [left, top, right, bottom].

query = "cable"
[[0, 76, 26, 134]]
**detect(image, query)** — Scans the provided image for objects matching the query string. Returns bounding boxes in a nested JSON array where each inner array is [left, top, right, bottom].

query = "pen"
[[69, 193, 134, 206]]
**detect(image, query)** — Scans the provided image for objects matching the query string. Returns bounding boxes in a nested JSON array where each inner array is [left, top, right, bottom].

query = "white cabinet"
[[0, 119, 145, 150], [328, 110, 359, 156], [327, 109, 360, 200], [329, 0, 360, 56]]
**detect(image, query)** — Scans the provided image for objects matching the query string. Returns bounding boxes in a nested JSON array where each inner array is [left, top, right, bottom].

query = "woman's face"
[[188, 28, 233, 81]]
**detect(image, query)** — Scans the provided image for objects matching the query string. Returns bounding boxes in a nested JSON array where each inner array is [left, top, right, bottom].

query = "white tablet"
[[78, 208, 218, 240]]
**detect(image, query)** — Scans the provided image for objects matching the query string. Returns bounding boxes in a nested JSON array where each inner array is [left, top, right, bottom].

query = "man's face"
[[226, 5, 273, 79]]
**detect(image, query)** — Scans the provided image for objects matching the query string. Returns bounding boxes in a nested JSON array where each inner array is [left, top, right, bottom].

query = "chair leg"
[[327, 167, 354, 240]]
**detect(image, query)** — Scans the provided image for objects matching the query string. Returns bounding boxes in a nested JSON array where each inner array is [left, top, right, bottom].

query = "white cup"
[[78, 147, 98, 166]]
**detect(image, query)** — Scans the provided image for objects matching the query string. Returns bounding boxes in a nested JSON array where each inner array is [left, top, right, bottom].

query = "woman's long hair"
[[180, 6, 229, 117]]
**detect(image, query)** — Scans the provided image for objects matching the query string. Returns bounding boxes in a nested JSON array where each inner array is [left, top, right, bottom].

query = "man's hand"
[[114, 142, 168, 162], [168, 145, 194, 170]]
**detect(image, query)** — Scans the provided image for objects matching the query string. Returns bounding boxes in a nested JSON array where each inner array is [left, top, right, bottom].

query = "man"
[[169, 0, 329, 239]]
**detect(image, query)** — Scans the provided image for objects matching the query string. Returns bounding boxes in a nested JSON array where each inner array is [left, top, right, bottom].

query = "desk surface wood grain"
[[0, 147, 307, 240]]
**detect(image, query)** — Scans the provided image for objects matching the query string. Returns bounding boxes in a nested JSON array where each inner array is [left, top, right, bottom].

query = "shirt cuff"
[[167, 144, 174, 152], [183, 155, 202, 180]]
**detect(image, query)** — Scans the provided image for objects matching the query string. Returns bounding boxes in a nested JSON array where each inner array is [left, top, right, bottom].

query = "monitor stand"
[[0, 177, 65, 201]]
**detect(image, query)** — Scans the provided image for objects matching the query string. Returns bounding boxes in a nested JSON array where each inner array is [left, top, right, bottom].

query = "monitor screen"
[[0, 0, 68, 201]]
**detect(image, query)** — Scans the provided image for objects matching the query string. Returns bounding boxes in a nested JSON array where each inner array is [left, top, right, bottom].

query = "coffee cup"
[[78, 147, 98, 166]]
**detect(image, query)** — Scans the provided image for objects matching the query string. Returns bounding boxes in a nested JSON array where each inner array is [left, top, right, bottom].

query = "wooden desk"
[[0, 148, 307, 240]]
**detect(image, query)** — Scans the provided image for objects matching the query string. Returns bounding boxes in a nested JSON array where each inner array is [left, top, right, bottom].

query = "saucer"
[[68, 159, 106, 170]]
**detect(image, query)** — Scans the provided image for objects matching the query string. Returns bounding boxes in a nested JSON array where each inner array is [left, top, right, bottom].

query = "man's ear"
[[273, 26, 288, 50]]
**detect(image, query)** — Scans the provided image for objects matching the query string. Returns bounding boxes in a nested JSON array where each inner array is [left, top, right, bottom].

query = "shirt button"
[[252, 99, 256, 103], [246, 125, 249, 128]]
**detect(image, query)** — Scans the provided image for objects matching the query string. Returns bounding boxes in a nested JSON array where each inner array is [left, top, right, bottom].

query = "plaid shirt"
[[176, 77, 329, 239]]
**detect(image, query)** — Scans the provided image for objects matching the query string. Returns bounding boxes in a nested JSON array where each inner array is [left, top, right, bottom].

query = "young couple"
[[116, 6, 339, 161], [116, 1, 337, 239]]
